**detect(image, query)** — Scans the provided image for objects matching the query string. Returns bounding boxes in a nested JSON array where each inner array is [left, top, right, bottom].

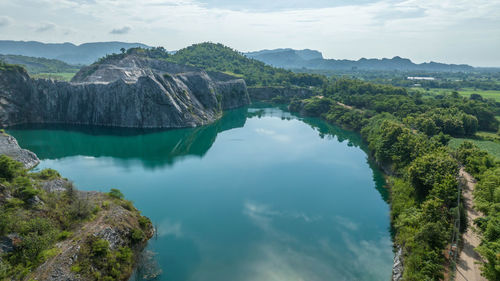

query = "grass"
[[31, 72, 77, 82], [457, 88, 500, 102], [449, 137, 500, 160], [419, 88, 500, 102]]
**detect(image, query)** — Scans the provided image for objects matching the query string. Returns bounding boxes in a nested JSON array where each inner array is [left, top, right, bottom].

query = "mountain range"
[[0, 40, 149, 65], [0, 41, 479, 72], [245, 48, 475, 72]]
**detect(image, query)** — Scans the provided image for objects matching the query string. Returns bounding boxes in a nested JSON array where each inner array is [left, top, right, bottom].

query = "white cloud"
[[35, 22, 56, 32], [0, 0, 499, 65], [0, 16, 11, 27]]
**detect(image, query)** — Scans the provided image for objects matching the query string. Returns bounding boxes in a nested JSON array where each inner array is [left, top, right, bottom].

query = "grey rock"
[[94, 226, 125, 250], [392, 246, 404, 281], [0, 55, 250, 129], [27, 195, 44, 206], [41, 178, 70, 193], [0, 233, 21, 254], [0, 134, 39, 169]]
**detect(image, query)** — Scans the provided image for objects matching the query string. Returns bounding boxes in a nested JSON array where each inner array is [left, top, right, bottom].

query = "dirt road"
[[456, 168, 486, 281]]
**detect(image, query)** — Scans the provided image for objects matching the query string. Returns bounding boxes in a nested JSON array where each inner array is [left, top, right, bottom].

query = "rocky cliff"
[[0, 133, 39, 169], [0, 55, 250, 129]]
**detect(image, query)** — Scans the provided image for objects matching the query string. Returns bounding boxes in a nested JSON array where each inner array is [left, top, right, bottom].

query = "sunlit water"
[[8, 105, 393, 281]]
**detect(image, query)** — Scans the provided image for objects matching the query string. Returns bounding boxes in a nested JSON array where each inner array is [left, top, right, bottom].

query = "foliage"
[[166, 42, 327, 87], [0, 54, 80, 74], [407, 151, 458, 199], [108, 188, 124, 199], [0, 154, 24, 181], [0, 154, 149, 280]]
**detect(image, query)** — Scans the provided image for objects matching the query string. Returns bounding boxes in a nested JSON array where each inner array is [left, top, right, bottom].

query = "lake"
[[8, 105, 393, 281]]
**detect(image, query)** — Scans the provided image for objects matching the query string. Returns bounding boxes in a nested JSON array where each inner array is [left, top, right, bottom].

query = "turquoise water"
[[8, 106, 393, 281]]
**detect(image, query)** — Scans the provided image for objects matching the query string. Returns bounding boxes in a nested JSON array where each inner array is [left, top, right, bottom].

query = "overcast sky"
[[1, 0, 499, 66]]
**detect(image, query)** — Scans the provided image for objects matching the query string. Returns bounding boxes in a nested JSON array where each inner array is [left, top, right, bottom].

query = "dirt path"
[[456, 168, 486, 281]]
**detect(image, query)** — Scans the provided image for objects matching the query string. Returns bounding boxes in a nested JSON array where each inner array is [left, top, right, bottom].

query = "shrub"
[[57, 231, 73, 241], [35, 169, 60, 180], [0, 155, 24, 181], [138, 216, 151, 229], [130, 228, 145, 243], [92, 239, 109, 256], [108, 188, 124, 200]]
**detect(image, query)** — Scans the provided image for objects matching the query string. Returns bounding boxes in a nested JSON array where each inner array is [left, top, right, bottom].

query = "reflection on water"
[[8, 105, 393, 281]]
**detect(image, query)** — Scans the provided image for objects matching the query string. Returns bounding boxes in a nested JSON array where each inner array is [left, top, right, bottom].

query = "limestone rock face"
[[0, 55, 250, 129], [0, 134, 39, 169]]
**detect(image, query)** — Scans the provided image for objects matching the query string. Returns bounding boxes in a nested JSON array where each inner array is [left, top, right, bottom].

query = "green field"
[[31, 72, 77, 82], [449, 137, 500, 160], [419, 88, 500, 102]]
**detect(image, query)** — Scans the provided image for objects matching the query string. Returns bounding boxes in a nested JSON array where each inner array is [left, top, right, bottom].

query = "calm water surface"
[[8, 106, 393, 281]]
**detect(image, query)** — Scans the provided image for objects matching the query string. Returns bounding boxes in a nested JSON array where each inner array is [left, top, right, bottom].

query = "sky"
[[0, 0, 499, 66]]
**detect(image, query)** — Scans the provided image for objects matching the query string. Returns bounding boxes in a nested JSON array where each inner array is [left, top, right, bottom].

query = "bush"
[[57, 231, 73, 241], [0, 155, 24, 181], [92, 239, 109, 256], [130, 228, 145, 243], [108, 188, 124, 200], [138, 216, 151, 229], [35, 169, 60, 180]]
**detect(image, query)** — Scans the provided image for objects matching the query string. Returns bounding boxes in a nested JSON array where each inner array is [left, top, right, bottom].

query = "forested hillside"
[[167, 43, 327, 87], [0, 54, 80, 73]]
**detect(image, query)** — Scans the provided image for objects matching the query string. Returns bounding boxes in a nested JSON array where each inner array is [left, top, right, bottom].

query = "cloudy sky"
[[0, 0, 499, 66]]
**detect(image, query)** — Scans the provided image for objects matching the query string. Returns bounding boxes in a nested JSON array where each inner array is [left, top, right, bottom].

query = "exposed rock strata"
[[0, 133, 39, 168], [0, 55, 250, 128]]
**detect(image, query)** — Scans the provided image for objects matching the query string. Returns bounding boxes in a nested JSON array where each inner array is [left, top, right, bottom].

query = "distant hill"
[[245, 49, 475, 72], [167, 43, 326, 87], [0, 54, 79, 74], [0, 41, 149, 65]]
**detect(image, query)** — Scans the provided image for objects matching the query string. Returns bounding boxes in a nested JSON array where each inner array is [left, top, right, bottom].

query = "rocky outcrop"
[[0, 134, 154, 281], [248, 86, 314, 101], [392, 246, 404, 281], [0, 133, 39, 168], [0, 55, 250, 129]]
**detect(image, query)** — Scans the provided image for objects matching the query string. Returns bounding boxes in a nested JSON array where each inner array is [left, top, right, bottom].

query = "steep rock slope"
[[0, 55, 250, 129]]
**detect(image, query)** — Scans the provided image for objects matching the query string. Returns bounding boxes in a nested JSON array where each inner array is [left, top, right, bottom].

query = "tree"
[[120, 48, 126, 54], [407, 151, 458, 200]]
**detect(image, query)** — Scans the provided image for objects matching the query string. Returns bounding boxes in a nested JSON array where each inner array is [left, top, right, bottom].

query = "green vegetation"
[[0, 54, 80, 81], [0, 61, 25, 73], [0, 154, 151, 280], [166, 43, 327, 87], [287, 77, 500, 280], [450, 138, 500, 160]]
